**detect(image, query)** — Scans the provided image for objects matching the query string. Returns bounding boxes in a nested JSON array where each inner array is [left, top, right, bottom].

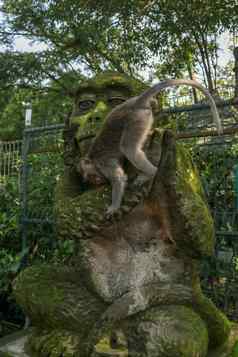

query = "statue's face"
[[70, 88, 128, 143], [68, 73, 145, 158]]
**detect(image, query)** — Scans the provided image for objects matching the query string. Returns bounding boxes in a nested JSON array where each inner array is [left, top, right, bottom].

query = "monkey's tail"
[[138, 79, 223, 134]]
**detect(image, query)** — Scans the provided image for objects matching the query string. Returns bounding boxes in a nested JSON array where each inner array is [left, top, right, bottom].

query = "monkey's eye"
[[78, 100, 95, 111], [108, 97, 125, 107]]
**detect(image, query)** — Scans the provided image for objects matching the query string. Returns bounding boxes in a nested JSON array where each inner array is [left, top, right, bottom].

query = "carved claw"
[[86, 312, 113, 357], [160, 228, 176, 245]]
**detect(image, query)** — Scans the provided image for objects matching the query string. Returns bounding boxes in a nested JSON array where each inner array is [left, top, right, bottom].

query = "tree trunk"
[[187, 62, 198, 103], [234, 47, 238, 98]]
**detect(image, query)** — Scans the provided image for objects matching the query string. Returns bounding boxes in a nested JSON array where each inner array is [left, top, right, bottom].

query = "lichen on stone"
[[175, 143, 215, 257]]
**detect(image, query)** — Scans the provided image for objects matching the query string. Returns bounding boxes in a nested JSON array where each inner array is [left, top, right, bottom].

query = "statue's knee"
[[124, 305, 208, 357]]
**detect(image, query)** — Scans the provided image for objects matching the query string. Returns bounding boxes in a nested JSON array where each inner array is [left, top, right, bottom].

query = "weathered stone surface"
[[123, 305, 209, 357], [0, 330, 31, 357], [13, 72, 238, 356], [13, 265, 107, 333]]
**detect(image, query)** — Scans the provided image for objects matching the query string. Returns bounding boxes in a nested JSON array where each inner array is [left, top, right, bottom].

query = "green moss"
[[231, 341, 238, 357], [76, 71, 146, 97], [14, 76, 236, 357], [13, 264, 107, 341], [95, 336, 128, 356], [176, 143, 206, 198], [13, 265, 66, 327], [175, 143, 215, 257], [150, 131, 215, 257], [55, 178, 111, 241], [71, 100, 109, 138], [70, 72, 148, 147], [125, 305, 208, 357], [206, 324, 238, 356], [55, 171, 143, 242], [193, 294, 231, 349], [26, 329, 81, 357]]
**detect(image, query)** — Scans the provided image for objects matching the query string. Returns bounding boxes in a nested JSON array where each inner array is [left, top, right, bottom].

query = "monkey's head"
[[78, 158, 106, 186]]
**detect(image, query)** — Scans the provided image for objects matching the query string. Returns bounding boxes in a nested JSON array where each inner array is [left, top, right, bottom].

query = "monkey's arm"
[[107, 175, 127, 215], [97, 161, 127, 215]]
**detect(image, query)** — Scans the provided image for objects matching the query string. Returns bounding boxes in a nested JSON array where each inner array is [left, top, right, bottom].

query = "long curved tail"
[[137, 79, 223, 134]]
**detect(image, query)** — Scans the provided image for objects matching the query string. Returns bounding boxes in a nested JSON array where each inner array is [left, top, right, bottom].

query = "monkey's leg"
[[123, 147, 157, 177], [97, 160, 127, 215], [120, 112, 157, 178]]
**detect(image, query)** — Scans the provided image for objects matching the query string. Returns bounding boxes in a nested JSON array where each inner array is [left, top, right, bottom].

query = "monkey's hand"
[[85, 307, 117, 357]]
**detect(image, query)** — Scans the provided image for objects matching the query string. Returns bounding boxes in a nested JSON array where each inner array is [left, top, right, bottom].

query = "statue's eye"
[[78, 100, 95, 111], [108, 97, 125, 107]]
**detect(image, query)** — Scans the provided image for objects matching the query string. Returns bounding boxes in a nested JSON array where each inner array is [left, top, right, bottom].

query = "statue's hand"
[[86, 310, 114, 357]]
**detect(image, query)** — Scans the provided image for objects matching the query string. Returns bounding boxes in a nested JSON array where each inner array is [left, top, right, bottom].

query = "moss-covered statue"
[[13, 72, 238, 357]]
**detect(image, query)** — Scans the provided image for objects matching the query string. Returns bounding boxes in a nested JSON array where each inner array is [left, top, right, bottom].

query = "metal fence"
[[160, 98, 238, 320], [19, 124, 64, 252], [164, 84, 236, 108], [0, 140, 22, 180]]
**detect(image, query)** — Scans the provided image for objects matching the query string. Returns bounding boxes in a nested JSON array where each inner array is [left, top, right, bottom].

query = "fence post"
[[233, 164, 238, 211], [234, 47, 238, 99], [19, 129, 30, 257]]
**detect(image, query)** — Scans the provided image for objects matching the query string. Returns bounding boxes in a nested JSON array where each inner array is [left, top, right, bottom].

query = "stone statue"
[[13, 72, 238, 357]]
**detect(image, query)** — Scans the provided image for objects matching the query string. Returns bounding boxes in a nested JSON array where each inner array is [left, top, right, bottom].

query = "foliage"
[[0, 176, 22, 296], [0, 50, 86, 93], [0, 146, 63, 282], [191, 138, 238, 321], [193, 141, 238, 214], [0, 146, 69, 333], [0, 85, 72, 140], [146, 1, 238, 90], [1, 0, 237, 81], [0, 0, 237, 139]]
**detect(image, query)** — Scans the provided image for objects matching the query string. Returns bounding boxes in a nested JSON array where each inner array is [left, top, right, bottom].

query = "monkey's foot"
[[106, 205, 120, 218]]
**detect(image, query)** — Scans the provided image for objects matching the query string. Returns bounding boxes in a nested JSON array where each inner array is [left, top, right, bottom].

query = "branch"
[[43, 70, 75, 96], [0, 83, 65, 94], [0, 30, 30, 36], [192, 30, 211, 89]]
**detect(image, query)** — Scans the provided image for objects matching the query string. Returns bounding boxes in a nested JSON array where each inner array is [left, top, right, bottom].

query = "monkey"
[[79, 79, 222, 216]]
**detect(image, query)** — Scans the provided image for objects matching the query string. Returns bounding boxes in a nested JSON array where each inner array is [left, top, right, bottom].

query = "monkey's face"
[[79, 158, 106, 186]]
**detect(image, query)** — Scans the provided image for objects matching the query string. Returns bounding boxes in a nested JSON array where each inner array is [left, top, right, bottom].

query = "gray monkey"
[[79, 79, 222, 216]]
